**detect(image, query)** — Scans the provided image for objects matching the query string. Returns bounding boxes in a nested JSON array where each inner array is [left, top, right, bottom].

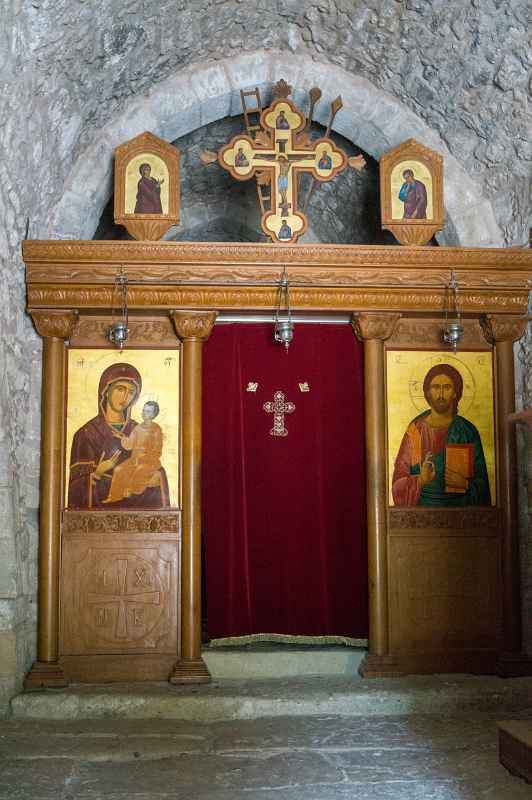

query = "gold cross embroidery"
[[263, 390, 295, 437]]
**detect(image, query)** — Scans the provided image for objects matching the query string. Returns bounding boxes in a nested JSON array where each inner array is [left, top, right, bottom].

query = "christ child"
[[103, 401, 163, 503]]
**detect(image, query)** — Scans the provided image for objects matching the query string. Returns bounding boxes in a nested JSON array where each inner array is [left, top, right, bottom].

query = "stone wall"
[[0, 1, 530, 713]]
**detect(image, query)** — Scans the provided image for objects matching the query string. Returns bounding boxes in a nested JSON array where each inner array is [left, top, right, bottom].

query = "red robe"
[[134, 176, 162, 213]]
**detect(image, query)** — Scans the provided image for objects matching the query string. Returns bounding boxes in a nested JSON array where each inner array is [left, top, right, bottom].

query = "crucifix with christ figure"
[[218, 97, 347, 243]]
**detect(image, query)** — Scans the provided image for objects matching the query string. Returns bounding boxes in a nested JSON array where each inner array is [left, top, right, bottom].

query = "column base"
[[24, 660, 68, 689], [358, 653, 405, 678], [360, 649, 499, 677], [169, 657, 211, 685], [497, 652, 532, 677]]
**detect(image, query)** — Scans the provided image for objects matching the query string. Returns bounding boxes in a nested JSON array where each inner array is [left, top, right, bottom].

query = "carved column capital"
[[31, 309, 78, 340], [480, 314, 528, 344], [170, 310, 217, 342], [351, 312, 401, 342]]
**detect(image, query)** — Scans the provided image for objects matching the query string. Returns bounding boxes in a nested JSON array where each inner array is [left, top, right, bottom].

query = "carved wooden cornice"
[[30, 309, 79, 340], [480, 314, 529, 344], [23, 241, 532, 317], [27, 285, 529, 314], [351, 312, 401, 342], [22, 240, 532, 274], [170, 310, 217, 341]]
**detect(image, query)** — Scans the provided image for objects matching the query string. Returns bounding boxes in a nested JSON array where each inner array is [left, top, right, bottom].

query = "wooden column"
[[352, 312, 400, 674], [25, 310, 78, 689], [169, 310, 216, 684], [481, 314, 530, 675]]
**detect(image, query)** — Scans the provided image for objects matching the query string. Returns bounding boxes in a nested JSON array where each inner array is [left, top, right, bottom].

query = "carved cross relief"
[[87, 555, 163, 643], [218, 98, 347, 243]]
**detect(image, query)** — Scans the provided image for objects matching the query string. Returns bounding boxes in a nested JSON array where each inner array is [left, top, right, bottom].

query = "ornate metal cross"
[[263, 390, 295, 437], [218, 97, 347, 243]]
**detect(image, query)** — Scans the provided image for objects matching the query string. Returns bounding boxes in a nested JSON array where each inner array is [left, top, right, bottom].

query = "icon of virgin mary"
[[68, 363, 169, 510]]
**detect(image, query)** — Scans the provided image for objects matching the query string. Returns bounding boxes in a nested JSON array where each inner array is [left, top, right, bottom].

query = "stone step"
[[498, 719, 532, 784], [203, 645, 366, 678], [11, 675, 532, 721]]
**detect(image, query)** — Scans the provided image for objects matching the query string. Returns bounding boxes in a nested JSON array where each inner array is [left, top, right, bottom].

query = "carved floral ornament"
[[63, 511, 180, 535], [70, 317, 179, 346], [479, 314, 529, 344], [351, 313, 401, 342], [170, 310, 217, 341], [22, 239, 532, 271], [28, 286, 529, 315], [388, 508, 501, 530], [30, 309, 79, 340]]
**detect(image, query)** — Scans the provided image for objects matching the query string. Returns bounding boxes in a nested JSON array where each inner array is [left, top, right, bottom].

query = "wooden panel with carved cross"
[[61, 512, 179, 661]]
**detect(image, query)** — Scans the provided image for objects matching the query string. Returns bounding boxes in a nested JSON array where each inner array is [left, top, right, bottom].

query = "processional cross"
[[263, 390, 295, 437], [218, 90, 348, 243]]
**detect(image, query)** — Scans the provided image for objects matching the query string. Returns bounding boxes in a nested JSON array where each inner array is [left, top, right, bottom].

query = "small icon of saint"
[[318, 149, 332, 170], [134, 163, 164, 214], [278, 219, 292, 240], [234, 147, 249, 167], [275, 110, 290, 130], [398, 169, 427, 219]]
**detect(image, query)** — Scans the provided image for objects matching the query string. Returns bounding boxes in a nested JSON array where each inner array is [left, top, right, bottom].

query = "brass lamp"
[[442, 270, 464, 353], [274, 268, 294, 351], [107, 266, 129, 351]]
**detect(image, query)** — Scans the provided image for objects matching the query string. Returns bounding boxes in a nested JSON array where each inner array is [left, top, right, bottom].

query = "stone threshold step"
[[498, 719, 532, 784], [203, 645, 366, 678], [11, 675, 532, 721]]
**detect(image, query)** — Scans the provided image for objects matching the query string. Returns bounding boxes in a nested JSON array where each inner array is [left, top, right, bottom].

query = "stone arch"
[[48, 50, 503, 247]]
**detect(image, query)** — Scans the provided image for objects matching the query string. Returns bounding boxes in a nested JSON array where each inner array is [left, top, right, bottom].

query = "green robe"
[[410, 412, 491, 507]]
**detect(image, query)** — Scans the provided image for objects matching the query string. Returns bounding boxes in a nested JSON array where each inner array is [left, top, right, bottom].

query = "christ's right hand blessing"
[[419, 452, 436, 487]]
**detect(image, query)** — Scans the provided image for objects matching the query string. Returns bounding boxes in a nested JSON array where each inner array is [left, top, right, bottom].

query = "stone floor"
[[1, 712, 532, 799]]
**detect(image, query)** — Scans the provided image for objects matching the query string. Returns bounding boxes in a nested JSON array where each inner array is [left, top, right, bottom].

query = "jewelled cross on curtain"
[[263, 390, 295, 437]]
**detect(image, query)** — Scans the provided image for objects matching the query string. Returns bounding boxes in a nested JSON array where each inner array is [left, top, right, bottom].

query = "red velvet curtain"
[[202, 323, 367, 639]]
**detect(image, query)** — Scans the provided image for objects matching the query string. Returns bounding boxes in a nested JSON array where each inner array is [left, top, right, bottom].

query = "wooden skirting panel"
[[360, 649, 499, 677], [62, 653, 177, 683], [385, 508, 502, 673], [60, 512, 180, 682]]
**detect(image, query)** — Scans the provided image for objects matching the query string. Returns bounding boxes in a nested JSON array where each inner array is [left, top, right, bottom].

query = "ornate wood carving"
[[22, 237, 532, 682], [70, 316, 179, 346], [380, 139, 444, 246], [29, 286, 529, 314], [352, 312, 401, 342], [24, 265, 532, 290], [480, 314, 529, 344], [388, 508, 501, 531], [63, 510, 180, 535], [170, 310, 217, 341], [31, 309, 78, 340], [24, 240, 532, 270], [61, 532, 178, 656], [388, 318, 489, 349]]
